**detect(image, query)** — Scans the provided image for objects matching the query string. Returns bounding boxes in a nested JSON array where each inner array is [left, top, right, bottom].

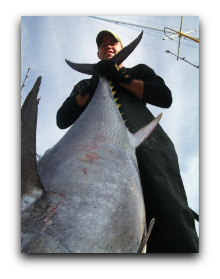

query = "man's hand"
[[76, 71, 99, 108], [80, 71, 99, 97], [93, 60, 134, 84]]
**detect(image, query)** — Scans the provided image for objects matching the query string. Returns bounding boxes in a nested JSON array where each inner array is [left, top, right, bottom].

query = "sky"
[[21, 16, 199, 234]]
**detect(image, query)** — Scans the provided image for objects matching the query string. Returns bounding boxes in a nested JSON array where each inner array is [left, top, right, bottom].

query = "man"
[[57, 30, 199, 253]]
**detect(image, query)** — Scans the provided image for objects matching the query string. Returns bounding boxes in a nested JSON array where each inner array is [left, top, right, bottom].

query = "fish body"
[[21, 77, 146, 253]]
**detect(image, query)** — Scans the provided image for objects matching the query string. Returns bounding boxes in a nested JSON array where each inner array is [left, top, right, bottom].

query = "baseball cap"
[[96, 30, 123, 48]]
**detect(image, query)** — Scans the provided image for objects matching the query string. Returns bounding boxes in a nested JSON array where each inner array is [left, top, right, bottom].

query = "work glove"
[[80, 71, 100, 97], [93, 60, 134, 84]]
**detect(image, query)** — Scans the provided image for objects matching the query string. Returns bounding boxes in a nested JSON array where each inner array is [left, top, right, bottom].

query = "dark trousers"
[[136, 123, 199, 253]]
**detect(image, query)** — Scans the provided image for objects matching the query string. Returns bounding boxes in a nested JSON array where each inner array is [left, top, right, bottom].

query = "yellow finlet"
[[124, 119, 127, 122], [108, 81, 112, 84], [116, 104, 121, 108], [120, 112, 124, 115], [115, 63, 120, 71], [114, 98, 118, 101], [112, 91, 116, 95]]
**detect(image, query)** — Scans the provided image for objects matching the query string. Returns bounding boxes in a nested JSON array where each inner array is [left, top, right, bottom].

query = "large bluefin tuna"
[[21, 31, 161, 253]]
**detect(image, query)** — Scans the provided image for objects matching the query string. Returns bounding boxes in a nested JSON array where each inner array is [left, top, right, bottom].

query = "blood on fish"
[[81, 168, 87, 175], [43, 201, 61, 230], [46, 191, 67, 198], [80, 152, 100, 164]]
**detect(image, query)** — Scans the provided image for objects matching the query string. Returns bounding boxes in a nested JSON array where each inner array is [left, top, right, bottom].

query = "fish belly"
[[23, 142, 145, 253]]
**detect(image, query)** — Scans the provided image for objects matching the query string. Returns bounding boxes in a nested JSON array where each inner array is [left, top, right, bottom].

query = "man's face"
[[97, 35, 123, 60]]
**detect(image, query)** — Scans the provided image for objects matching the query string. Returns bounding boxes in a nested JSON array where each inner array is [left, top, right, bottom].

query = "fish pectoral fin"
[[127, 114, 162, 149], [137, 218, 155, 253]]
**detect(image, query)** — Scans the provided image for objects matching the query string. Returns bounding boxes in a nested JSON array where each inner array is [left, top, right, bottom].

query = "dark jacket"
[[57, 64, 172, 130], [57, 64, 199, 253]]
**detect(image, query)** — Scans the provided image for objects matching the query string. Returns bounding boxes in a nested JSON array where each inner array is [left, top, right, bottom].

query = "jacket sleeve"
[[56, 79, 89, 129], [136, 64, 172, 108]]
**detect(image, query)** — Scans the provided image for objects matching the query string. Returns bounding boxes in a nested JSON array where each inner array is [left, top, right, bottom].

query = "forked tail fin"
[[127, 114, 162, 149], [65, 31, 143, 75]]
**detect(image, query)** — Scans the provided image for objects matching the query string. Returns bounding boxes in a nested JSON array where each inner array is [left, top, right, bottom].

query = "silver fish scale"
[[23, 77, 146, 253], [75, 76, 137, 163], [24, 145, 145, 253]]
